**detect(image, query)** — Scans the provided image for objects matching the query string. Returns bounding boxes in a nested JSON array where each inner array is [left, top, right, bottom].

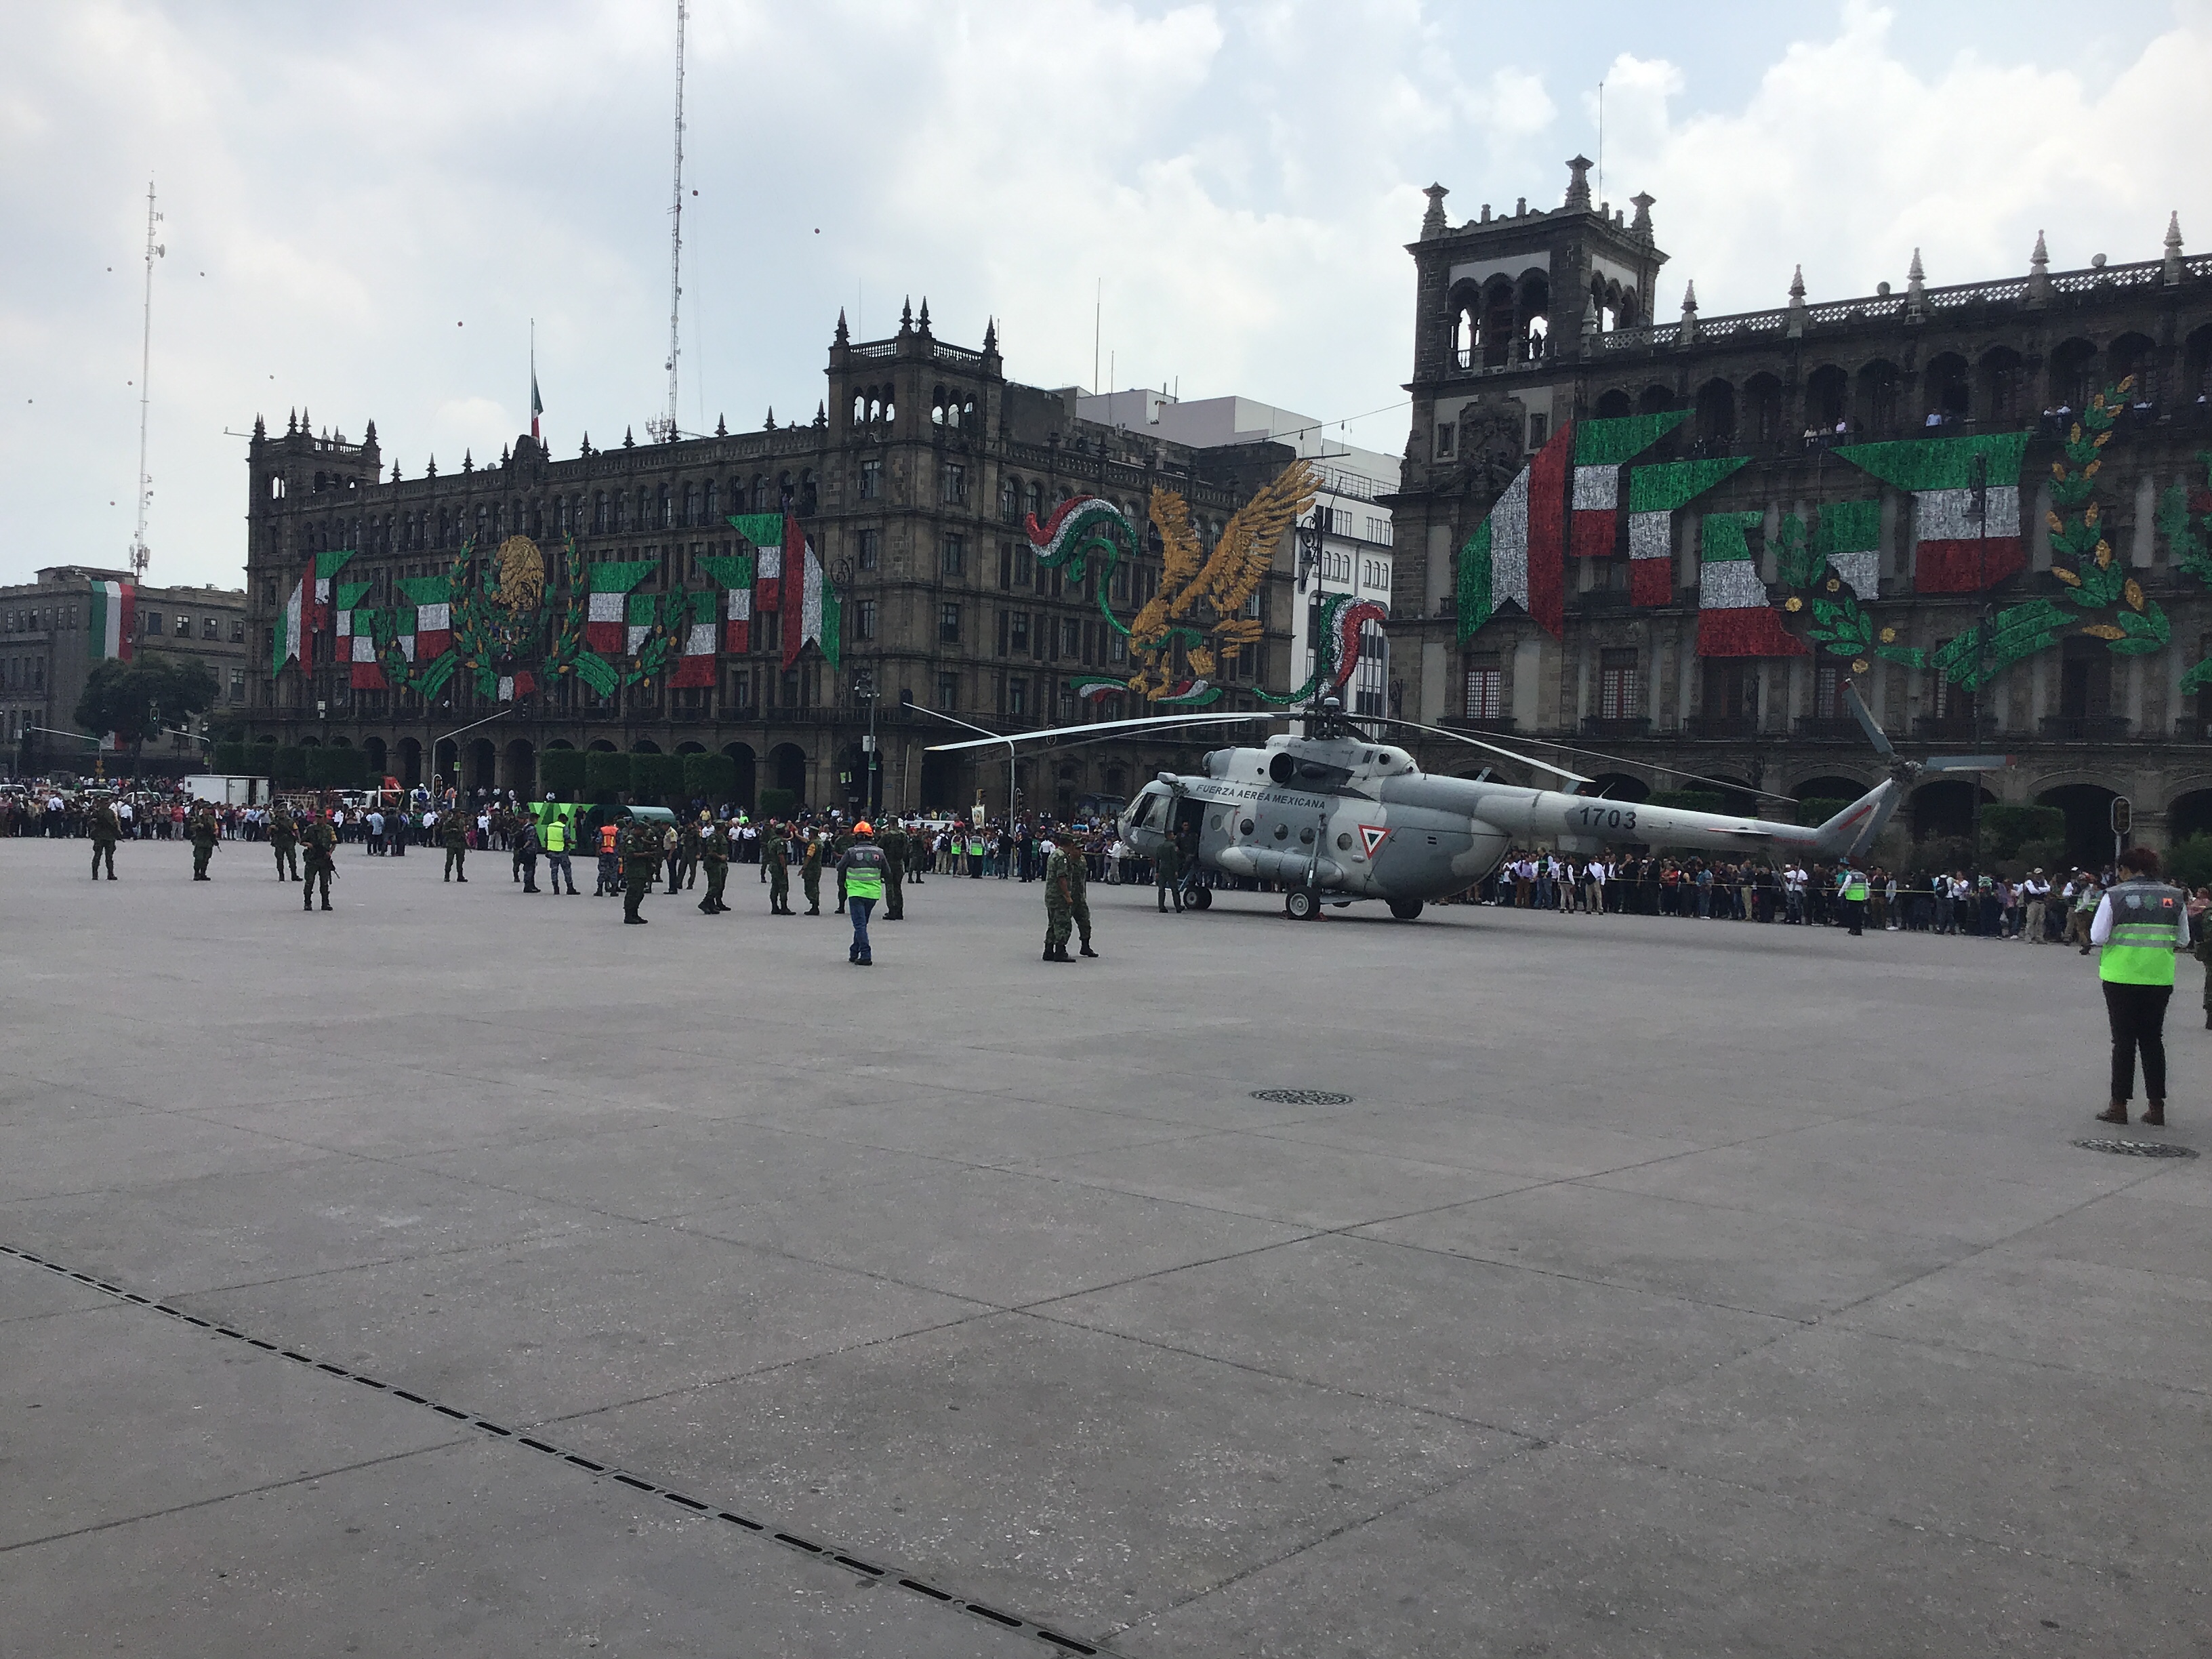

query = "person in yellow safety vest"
[[1835, 859, 1869, 937], [837, 821, 887, 966], [541, 803, 578, 895], [2092, 844, 2188, 1128]]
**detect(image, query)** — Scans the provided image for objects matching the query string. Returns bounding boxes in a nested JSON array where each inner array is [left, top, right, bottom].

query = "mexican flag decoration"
[[670, 591, 719, 687], [496, 670, 537, 703], [1836, 432, 2031, 593], [1570, 412, 1688, 558], [310, 547, 356, 627], [1698, 512, 1807, 657], [1813, 499, 1882, 600], [398, 575, 453, 659], [697, 552, 756, 651], [272, 558, 309, 674], [87, 579, 135, 661], [726, 512, 786, 611], [1624, 457, 1750, 606], [782, 533, 842, 670], [625, 592, 657, 658], [331, 581, 377, 688], [1456, 424, 1572, 640], [583, 560, 655, 654]]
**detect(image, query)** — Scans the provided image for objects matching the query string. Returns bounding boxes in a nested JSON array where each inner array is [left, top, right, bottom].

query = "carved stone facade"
[[240, 304, 1300, 817], [1387, 160, 2212, 857]]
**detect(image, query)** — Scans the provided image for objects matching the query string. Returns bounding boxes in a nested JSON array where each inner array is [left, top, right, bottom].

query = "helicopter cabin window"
[[1464, 655, 1502, 722], [1598, 649, 1640, 719]]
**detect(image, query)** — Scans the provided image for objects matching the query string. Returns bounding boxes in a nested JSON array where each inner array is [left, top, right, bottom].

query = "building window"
[[857, 528, 880, 571], [855, 599, 878, 641], [1000, 477, 1021, 523], [1598, 648, 1639, 720], [859, 458, 882, 501], [761, 611, 781, 654], [143, 611, 163, 636], [202, 616, 220, 640], [1812, 661, 1841, 720], [941, 534, 964, 577], [1009, 611, 1030, 657], [1435, 422, 1455, 457], [229, 668, 245, 700], [1465, 659, 1502, 721], [1008, 675, 1027, 717], [936, 671, 959, 710], [230, 618, 245, 642], [1528, 413, 1549, 449], [940, 463, 966, 506], [940, 603, 961, 644]]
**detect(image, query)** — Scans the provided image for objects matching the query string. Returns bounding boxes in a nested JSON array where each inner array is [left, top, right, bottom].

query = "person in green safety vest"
[[838, 821, 887, 965], [2091, 845, 2188, 1128], [541, 802, 578, 895], [1834, 859, 1869, 937]]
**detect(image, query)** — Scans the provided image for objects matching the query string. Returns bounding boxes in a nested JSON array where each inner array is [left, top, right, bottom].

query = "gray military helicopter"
[[927, 682, 2003, 921]]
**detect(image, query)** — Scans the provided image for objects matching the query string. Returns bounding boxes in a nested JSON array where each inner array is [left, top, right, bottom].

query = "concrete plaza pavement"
[[1, 833, 2208, 1657]]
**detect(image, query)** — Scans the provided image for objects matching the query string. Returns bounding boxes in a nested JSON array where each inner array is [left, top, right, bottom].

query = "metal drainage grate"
[[2073, 1138, 2199, 1159], [0, 1241, 1110, 1658], [1250, 1088, 1353, 1106]]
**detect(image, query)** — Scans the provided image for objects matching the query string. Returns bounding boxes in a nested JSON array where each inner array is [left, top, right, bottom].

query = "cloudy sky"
[[3, 0, 2207, 589]]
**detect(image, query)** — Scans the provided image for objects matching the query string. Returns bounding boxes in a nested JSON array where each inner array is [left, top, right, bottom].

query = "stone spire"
[[982, 316, 998, 355], [1564, 155, 1593, 211], [1679, 280, 1699, 344], [834, 307, 849, 344], [899, 296, 913, 335], [1421, 183, 1449, 239], [286, 408, 296, 435], [762, 407, 775, 430], [1629, 191, 1654, 241], [2026, 229, 2051, 304], [2164, 211, 2184, 285], [462, 449, 473, 472], [253, 413, 266, 440], [1785, 264, 1809, 338], [390, 461, 401, 482], [1904, 247, 1926, 319], [917, 296, 931, 334], [714, 413, 726, 436], [426, 454, 436, 477]]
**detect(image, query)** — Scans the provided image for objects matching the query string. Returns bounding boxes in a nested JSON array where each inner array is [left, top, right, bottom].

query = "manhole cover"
[[2072, 1138, 2198, 1159], [1250, 1089, 1353, 1106]]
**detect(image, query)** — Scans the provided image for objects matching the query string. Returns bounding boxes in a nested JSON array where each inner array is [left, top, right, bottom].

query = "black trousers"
[[2103, 981, 2171, 1102]]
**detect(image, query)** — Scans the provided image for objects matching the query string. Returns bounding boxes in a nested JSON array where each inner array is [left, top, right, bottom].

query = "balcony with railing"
[[2039, 714, 2131, 741], [1684, 714, 1761, 741], [1794, 716, 1869, 743], [1581, 716, 1650, 740]]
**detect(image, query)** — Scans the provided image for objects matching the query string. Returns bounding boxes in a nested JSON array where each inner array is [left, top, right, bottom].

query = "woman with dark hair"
[[2091, 845, 2188, 1127]]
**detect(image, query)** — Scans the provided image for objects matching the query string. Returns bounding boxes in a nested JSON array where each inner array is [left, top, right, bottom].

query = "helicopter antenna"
[[647, 0, 686, 444], [129, 180, 164, 581]]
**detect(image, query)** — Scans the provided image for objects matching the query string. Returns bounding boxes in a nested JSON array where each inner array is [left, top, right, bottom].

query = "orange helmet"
[[854, 821, 874, 836]]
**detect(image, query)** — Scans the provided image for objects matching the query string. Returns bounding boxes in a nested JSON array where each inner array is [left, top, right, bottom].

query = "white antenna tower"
[[649, 0, 687, 443], [130, 181, 164, 581]]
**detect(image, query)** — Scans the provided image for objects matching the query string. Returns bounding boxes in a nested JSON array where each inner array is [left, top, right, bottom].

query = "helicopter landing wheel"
[[1285, 888, 1320, 921], [1388, 898, 1424, 921], [1189, 886, 1212, 912]]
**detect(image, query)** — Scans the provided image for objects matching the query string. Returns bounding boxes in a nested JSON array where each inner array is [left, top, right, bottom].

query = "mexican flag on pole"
[[1456, 424, 1572, 640], [1623, 457, 1749, 606], [670, 591, 719, 687], [697, 552, 757, 651], [87, 579, 135, 662], [1570, 412, 1687, 558], [1835, 431, 2031, 593], [781, 533, 842, 670], [1697, 512, 1807, 657], [1813, 499, 1882, 600], [584, 560, 655, 655]]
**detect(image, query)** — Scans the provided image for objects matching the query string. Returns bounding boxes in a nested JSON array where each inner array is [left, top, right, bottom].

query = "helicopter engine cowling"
[[1216, 846, 1346, 888]]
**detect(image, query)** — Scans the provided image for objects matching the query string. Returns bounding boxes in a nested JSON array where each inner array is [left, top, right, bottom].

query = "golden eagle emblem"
[[493, 535, 546, 613]]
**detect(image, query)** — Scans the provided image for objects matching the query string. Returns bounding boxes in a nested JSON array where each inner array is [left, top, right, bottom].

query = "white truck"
[[184, 774, 266, 806]]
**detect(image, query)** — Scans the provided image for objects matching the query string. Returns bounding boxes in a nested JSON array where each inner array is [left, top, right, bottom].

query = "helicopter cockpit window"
[[1130, 794, 1157, 828]]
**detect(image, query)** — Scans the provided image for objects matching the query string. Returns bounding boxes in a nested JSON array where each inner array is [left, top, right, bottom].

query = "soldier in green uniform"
[[442, 808, 469, 882], [620, 811, 662, 924], [189, 805, 220, 881], [1153, 833, 1182, 912], [672, 815, 701, 894], [89, 796, 121, 880], [1042, 838, 1076, 962], [698, 817, 731, 914], [302, 811, 337, 911], [270, 805, 300, 881], [765, 820, 793, 914], [1065, 830, 1099, 956], [878, 819, 908, 920], [801, 831, 823, 915]]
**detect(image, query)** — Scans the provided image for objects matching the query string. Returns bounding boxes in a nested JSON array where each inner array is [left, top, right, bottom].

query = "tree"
[[583, 750, 632, 802], [632, 752, 687, 804], [73, 655, 220, 770], [682, 752, 737, 804], [539, 748, 588, 800]]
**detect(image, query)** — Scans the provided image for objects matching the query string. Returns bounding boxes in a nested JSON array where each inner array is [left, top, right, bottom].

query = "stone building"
[[3, 566, 249, 778], [239, 302, 1305, 818], [1387, 157, 2212, 859]]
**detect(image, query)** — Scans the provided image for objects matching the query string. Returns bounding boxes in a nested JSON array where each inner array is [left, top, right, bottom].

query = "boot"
[[321, 901, 333, 912], [2095, 1102, 2129, 1125], [1053, 945, 1076, 962], [2142, 1100, 2167, 1127], [1079, 943, 1098, 958]]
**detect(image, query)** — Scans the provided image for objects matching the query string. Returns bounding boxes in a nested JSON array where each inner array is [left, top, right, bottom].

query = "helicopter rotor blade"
[[1920, 755, 2013, 773], [1364, 715, 1593, 786], [1839, 679, 1895, 758], [921, 710, 1284, 753]]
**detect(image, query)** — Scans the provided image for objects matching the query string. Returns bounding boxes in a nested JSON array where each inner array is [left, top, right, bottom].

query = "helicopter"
[[925, 681, 2007, 921]]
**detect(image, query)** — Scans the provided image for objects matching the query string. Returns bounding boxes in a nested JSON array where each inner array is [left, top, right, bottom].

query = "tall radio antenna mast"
[[650, 0, 687, 443], [131, 181, 164, 580]]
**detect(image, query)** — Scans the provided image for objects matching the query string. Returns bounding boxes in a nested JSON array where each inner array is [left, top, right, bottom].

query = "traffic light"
[[2111, 796, 2132, 840]]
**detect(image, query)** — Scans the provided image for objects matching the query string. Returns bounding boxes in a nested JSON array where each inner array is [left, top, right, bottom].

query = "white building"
[[1073, 392, 1397, 714]]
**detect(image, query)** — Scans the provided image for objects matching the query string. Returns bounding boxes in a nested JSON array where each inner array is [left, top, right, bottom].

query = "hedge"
[[631, 752, 687, 802], [306, 746, 367, 788], [582, 750, 632, 800], [757, 786, 798, 819], [268, 745, 308, 787], [682, 752, 737, 803], [539, 748, 587, 800]]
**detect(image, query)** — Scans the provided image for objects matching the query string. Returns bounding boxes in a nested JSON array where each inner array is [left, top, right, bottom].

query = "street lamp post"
[[853, 668, 880, 820]]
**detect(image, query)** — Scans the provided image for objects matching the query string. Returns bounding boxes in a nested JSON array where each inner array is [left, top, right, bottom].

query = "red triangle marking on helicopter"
[[1358, 824, 1390, 857]]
